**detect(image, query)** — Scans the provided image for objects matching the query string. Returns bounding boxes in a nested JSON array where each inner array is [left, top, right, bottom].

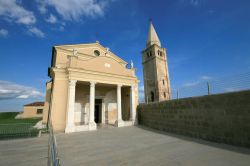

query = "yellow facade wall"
[[50, 79, 68, 132], [21, 106, 44, 118], [42, 81, 52, 124]]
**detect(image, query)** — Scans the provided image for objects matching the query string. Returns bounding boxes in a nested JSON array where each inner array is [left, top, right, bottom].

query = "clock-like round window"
[[94, 50, 100, 56]]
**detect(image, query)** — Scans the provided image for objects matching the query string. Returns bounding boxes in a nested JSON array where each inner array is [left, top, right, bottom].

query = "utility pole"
[[207, 82, 210, 95]]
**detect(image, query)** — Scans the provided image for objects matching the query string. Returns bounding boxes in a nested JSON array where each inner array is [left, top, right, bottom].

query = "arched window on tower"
[[150, 91, 154, 102], [162, 79, 165, 85], [164, 92, 166, 98], [158, 50, 162, 57]]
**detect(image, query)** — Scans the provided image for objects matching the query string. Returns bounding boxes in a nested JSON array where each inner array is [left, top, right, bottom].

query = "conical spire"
[[146, 21, 161, 47]]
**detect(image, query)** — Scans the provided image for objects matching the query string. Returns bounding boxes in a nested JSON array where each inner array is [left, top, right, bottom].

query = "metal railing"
[[48, 122, 60, 166], [47, 79, 60, 166], [140, 71, 250, 103], [171, 71, 250, 99], [0, 123, 39, 140]]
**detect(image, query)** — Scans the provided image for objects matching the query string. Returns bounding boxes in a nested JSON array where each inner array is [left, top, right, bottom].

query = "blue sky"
[[0, 0, 250, 111]]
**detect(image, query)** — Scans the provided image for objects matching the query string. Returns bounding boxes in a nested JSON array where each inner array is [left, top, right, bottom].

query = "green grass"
[[0, 112, 43, 139], [0, 112, 41, 124]]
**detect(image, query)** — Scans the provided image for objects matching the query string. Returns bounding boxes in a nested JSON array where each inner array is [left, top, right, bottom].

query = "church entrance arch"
[[94, 99, 102, 123], [150, 91, 154, 102]]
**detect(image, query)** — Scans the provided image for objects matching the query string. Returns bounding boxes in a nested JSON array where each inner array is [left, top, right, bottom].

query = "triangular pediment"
[[54, 42, 128, 65]]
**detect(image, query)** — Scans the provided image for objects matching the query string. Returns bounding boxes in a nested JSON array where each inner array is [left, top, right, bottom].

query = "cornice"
[[142, 56, 166, 64], [141, 44, 166, 53], [67, 67, 138, 81]]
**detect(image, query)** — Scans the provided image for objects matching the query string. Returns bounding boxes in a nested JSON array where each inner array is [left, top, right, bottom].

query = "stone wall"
[[137, 90, 250, 148]]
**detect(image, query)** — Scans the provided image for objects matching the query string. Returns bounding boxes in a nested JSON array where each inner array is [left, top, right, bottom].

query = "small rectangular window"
[[164, 92, 166, 98], [162, 80, 165, 85], [37, 109, 43, 114]]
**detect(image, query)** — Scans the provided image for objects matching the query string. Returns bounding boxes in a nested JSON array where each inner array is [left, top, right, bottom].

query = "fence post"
[[38, 130, 41, 137], [207, 82, 210, 95]]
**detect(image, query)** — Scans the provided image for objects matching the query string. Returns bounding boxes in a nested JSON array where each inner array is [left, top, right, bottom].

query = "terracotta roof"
[[24, 102, 44, 107]]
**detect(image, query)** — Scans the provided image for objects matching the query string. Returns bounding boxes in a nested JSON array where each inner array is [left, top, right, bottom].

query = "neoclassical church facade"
[[42, 22, 171, 133], [42, 42, 139, 132]]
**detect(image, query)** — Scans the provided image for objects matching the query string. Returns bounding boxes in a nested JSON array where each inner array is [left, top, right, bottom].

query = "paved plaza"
[[56, 126, 250, 166], [0, 126, 250, 166], [0, 135, 48, 166]]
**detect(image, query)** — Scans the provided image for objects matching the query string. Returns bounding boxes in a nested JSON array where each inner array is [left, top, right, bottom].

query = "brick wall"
[[137, 90, 250, 148]]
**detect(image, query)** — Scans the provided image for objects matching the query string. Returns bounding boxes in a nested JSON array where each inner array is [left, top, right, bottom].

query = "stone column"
[[89, 81, 97, 130], [130, 85, 136, 123], [115, 84, 123, 127], [65, 80, 77, 133]]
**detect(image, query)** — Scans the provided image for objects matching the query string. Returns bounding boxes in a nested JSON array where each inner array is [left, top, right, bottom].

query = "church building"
[[42, 42, 139, 133], [142, 22, 171, 102]]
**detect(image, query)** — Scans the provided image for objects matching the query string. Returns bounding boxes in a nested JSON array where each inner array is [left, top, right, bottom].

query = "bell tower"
[[142, 21, 171, 102]]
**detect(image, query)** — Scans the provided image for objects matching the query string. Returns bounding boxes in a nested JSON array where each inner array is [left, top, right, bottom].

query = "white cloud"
[[0, 0, 46, 38], [183, 75, 213, 87], [183, 81, 200, 87], [200, 76, 212, 80], [17, 95, 29, 99], [224, 87, 237, 92], [28, 27, 45, 38], [0, 0, 36, 25], [0, 80, 44, 100], [36, 0, 48, 14], [0, 29, 8, 37], [41, 0, 111, 21], [45, 14, 57, 23]]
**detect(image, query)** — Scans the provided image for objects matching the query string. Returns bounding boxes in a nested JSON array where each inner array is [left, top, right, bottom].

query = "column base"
[[88, 122, 97, 130], [65, 125, 75, 133], [74, 125, 89, 132], [130, 118, 138, 125], [115, 120, 136, 127], [115, 120, 124, 127]]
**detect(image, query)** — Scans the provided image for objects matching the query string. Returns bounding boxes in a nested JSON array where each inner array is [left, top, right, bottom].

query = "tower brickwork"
[[142, 22, 171, 102]]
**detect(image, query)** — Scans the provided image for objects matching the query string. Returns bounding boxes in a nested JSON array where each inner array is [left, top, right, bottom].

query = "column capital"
[[69, 80, 77, 86], [90, 81, 96, 87], [117, 84, 123, 88], [73, 48, 78, 56], [131, 85, 137, 91]]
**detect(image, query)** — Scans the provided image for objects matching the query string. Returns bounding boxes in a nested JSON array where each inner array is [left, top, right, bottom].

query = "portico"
[[65, 80, 137, 133], [43, 42, 139, 133]]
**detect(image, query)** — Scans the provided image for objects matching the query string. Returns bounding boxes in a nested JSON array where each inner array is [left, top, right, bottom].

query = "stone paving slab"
[[56, 126, 250, 166], [0, 135, 48, 166]]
